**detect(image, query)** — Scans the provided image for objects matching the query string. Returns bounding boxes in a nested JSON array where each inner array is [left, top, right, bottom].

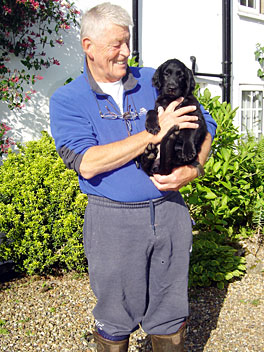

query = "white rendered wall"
[[0, 0, 133, 145], [1, 0, 264, 145]]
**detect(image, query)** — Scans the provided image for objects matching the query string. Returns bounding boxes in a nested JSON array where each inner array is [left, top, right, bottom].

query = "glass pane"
[[257, 91, 263, 107], [240, 0, 247, 6], [242, 91, 251, 109], [253, 111, 261, 129], [248, 0, 255, 8], [241, 112, 251, 130]]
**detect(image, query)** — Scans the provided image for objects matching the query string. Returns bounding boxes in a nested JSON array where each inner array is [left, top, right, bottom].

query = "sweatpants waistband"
[[87, 192, 176, 209]]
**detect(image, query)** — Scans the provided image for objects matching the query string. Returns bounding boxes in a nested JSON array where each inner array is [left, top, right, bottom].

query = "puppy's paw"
[[182, 142, 197, 162], [145, 124, 161, 135], [145, 110, 160, 135], [145, 143, 158, 160], [167, 125, 180, 140]]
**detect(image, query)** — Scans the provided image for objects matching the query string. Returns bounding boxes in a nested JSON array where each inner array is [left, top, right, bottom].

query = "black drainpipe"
[[132, 0, 139, 64], [190, 0, 232, 103], [222, 0, 232, 103]]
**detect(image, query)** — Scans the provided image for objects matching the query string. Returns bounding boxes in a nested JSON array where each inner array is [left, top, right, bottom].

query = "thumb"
[[158, 106, 164, 117]]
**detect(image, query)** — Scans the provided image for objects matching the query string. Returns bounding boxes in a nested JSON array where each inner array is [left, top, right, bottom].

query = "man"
[[50, 3, 217, 351]]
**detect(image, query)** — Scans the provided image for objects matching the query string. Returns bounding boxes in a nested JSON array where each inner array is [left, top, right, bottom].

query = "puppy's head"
[[152, 59, 195, 98]]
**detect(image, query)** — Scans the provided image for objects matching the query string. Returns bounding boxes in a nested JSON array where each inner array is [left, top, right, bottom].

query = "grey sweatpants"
[[83, 192, 193, 337]]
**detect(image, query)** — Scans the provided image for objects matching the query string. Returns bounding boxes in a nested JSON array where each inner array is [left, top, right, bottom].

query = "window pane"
[[261, 0, 264, 13], [248, 0, 256, 8], [242, 91, 251, 109], [253, 111, 261, 129], [241, 90, 263, 138], [240, 0, 247, 6]]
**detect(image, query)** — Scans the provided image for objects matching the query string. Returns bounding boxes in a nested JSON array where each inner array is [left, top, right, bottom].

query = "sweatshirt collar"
[[83, 56, 138, 95]]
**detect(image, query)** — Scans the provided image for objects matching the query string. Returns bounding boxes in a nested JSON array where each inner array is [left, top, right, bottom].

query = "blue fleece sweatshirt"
[[49, 62, 217, 202]]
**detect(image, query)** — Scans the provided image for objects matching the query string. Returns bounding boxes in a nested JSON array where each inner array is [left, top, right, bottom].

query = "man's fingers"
[[173, 104, 197, 116], [178, 121, 199, 130], [165, 98, 184, 112], [158, 106, 164, 117]]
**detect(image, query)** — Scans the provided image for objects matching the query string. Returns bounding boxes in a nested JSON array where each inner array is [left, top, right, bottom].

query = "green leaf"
[[217, 281, 225, 289], [205, 191, 217, 200], [213, 161, 222, 173], [221, 148, 231, 162], [225, 272, 233, 280]]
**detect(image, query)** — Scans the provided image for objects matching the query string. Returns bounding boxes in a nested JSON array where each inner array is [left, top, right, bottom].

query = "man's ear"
[[82, 37, 94, 60]]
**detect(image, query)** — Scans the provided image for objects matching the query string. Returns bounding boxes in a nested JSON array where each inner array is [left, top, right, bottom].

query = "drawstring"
[[149, 199, 156, 235]]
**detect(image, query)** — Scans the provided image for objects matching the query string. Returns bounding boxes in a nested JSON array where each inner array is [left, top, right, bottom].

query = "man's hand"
[[150, 165, 198, 192], [150, 132, 212, 192], [152, 99, 199, 144]]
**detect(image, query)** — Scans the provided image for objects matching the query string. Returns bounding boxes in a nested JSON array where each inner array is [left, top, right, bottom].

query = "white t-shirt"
[[97, 79, 124, 114]]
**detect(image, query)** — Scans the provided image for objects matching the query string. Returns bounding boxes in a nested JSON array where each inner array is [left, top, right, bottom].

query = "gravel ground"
[[0, 239, 263, 352]]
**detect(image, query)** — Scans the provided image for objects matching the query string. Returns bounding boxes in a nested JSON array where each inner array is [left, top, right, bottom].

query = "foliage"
[[128, 56, 139, 67], [255, 43, 264, 79], [0, 89, 262, 288], [182, 89, 264, 241], [0, 132, 88, 275], [250, 138, 264, 243], [0, 122, 15, 157], [189, 232, 246, 289], [0, 0, 80, 109], [182, 88, 264, 288]]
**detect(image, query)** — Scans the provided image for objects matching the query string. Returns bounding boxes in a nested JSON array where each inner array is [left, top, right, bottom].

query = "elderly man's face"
[[88, 23, 130, 83]]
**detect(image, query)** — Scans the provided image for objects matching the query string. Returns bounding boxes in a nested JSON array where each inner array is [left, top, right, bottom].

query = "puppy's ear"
[[152, 65, 162, 89], [186, 67, 196, 94]]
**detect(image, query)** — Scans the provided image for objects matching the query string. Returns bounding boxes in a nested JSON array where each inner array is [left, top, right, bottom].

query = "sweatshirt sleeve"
[[200, 104, 217, 140], [49, 87, 97, 174]]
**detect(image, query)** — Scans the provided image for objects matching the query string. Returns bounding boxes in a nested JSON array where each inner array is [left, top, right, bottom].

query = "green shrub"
[[182, 89, 264, 240], [183, 89, 263, 288], [0, 91, 262, 288], [189, 232, 246, 289], [0, 132, 88, 275]]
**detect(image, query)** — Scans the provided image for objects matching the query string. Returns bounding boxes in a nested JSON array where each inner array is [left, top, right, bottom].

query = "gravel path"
[[0, 240, 263, 352]]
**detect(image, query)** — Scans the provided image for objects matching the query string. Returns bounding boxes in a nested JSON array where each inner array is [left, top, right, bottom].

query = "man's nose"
[[120, 42, 130, 57]]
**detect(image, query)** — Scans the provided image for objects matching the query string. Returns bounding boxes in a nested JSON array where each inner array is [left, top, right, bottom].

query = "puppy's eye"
[[164, 69, 171, 76]]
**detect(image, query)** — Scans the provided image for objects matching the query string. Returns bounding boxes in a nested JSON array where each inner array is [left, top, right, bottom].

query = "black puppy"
[[141, 58, 207, 175]]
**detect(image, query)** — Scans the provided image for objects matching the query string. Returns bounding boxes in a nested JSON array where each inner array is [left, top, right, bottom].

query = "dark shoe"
[[151, 323, 187, 352], [93, 331, 129, 352]]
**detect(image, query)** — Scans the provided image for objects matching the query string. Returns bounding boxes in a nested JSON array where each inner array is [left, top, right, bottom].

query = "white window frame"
[[238, 0, 264, 19], [239, 85, 264, 139]]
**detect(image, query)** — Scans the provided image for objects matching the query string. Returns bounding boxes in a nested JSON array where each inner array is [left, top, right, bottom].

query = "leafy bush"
[[189, 232, 246, 289], [183, 89, 263, 288], [0, 132, 87, 274], [0, 91, 262, 288], [183, 89, 264, 240]]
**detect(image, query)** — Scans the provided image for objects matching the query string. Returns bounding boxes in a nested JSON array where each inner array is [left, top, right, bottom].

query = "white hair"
[[81, 2, 132, 41]]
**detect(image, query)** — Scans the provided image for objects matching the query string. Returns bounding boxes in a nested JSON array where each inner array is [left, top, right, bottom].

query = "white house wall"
[[1, 0, 264, 144]]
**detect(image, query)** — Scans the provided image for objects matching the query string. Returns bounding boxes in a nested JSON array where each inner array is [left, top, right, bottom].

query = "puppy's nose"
[[167, 83, 177, 90]]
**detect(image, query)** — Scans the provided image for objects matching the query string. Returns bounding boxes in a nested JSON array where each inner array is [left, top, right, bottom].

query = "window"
[[239, 0, 264, 14], [240, 88, 264, 139]]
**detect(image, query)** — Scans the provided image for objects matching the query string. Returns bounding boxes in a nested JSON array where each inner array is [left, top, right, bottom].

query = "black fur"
[[141, 58, 207, 175]]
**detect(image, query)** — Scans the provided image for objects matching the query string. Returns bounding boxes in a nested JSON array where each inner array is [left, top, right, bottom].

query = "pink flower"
[[60, 24, 70, 29], [35, 75, 44, 80], [11, 76, 19, 83], [27, 36, 35, 43], [53, 59, 60, 65], [3, 5, 12, 14]]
